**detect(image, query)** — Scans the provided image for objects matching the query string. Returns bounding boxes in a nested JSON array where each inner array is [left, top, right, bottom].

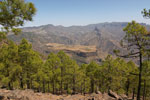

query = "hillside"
[[8, 22, 150, 63], [0, 89, 129, 100]]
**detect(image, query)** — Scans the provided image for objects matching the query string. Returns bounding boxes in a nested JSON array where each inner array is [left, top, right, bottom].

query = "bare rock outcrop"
[[0, 89, 129, 100], [108, 90, 129, 100]]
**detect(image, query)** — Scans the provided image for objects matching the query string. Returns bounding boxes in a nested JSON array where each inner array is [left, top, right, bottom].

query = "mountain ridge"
[[8, 22, 150, 63], [22, 21, 149, 28]]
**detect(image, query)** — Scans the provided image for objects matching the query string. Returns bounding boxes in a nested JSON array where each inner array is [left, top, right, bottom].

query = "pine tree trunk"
[[132, 88, 135, 100], [126, 78, 130, 96], [108, 77, 112, 93], [101, 77, 104, 91], [30, 79, 33, 89], [91, 78, 94, 93], [137, 53, 142, 100], [8, 82, 12, 90], [52, 79, 55, 94], [83, 79, 86, 95], [43, 80, 45, 93], [143, 80, 146, 100], [99, 80, 101, 91], [72, 75, 76, 94], [48, 81, 50, 93], [145, 89, 147, 100], [60, 79, 63, 94], [80, 83, 83, 94], [66, 83, 69, 94], [38, 82, 41, 92], [20, 77, 24, 89], [27, 80, 30, 89], [60, 67, 63, 94]]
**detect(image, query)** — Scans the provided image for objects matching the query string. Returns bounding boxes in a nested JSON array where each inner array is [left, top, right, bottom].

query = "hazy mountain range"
[[8, 22, 150, 63]]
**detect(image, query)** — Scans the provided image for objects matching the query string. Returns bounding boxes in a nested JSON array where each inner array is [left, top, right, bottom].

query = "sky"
[[25, 0, 150, 27]]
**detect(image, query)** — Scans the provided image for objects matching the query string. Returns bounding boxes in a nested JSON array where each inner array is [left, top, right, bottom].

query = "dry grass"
[[46, 43, 97, 53]]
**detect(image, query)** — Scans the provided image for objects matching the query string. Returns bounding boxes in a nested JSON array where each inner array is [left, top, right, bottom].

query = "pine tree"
[[125, 61, 138, 98], [142, 9, 150, 18], [18, 39, 42, 89], [45, 52, 61, 94], [86, 61, 99, 93], [114, 21, 150, 100], [79, 64, 89, 94], [142, 61, 150, 100], [0, 0, 36, 35], [0, 0, 36, 89], [57, 51, 70, 94], [0, 41, 21, 89]]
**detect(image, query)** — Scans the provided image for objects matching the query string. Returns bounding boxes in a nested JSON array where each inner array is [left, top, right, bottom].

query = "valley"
[[8, 22, 139, 63]]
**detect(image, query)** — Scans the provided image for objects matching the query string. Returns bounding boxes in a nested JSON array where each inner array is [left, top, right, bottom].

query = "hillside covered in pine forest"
[[0, 0, 150, 100]]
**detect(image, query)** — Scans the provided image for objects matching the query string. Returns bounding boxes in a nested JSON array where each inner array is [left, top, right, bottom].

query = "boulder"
[[108, 90, 123, 100], [103, 93, 116, 100], [119, 94, 128, 100], [95, 91, 102, 95]]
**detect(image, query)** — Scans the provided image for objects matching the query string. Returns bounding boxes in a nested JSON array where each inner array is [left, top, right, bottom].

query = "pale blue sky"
[[25, 0, 150, 27]]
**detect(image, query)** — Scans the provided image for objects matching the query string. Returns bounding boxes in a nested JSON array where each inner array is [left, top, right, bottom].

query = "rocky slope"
[[8, 22, 150, 63], [0, 89, 129, 100]]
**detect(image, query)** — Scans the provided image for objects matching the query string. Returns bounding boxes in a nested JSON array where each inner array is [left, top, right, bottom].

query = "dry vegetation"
[[46, 43, 97, 53]]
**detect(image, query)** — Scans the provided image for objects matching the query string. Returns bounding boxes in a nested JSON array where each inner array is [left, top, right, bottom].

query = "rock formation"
[[0, 89, 129, 100]]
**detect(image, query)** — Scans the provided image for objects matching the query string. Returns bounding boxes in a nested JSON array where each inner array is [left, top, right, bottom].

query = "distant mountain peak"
[[8, 22, 150, 63]]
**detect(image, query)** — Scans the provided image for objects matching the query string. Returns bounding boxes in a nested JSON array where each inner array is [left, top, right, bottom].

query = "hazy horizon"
[[25, 0, 150, 27], [23, 21, 150, 28]]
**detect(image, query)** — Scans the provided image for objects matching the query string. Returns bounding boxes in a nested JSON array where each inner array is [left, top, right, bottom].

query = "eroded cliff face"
[[0, 89, 129, 100], [45, 43, 101, 64]]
